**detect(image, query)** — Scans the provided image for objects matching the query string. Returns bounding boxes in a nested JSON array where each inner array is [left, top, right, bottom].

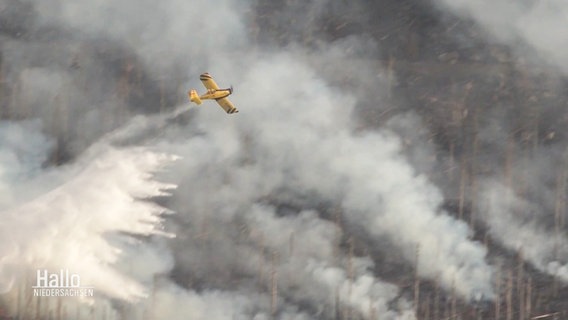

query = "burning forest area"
[[1, 0, 568, 319]]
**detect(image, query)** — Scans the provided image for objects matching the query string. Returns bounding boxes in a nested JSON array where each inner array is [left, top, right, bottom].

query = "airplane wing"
[[200, 73, 220, 90], [216, 97, 238, 114]]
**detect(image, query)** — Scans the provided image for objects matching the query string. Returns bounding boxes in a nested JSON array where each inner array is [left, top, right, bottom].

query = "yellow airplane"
[[188, 73, 238, 114]]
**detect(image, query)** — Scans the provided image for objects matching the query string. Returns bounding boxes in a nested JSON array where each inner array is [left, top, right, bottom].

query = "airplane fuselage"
[[188, 72, 238, 114], [199, 88, 231, 100]]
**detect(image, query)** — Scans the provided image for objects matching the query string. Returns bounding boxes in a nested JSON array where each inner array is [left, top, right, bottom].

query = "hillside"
[[1, 0, 567, 319]]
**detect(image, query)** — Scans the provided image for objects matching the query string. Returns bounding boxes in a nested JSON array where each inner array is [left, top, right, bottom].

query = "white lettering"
[[48, 274, 58, 287], [36, 270, 48, 287], [33, 269, 92, 296], [70, 274, 80, 287]]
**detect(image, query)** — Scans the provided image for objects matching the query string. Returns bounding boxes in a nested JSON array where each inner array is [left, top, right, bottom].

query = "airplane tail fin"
[[188, 89, 202, 105]]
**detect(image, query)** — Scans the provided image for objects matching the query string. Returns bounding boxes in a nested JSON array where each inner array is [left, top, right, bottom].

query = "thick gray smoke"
[[0, 120, 53, 210], [0, 0, 507, 319], [434, 0, 568, 284], [155, 46, 494, 311], [435, 0, 568, 73], [478, 179, 568, 280], [34, 0, 247, 77]]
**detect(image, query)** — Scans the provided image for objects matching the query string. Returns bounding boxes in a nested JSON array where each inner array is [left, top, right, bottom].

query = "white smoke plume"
[[33, 0, 248, 77], [149, 279, 319, 320], [434, 0, 568, 74], [0, 125, 177, 316], [434, 0, 568, 286], [154, 48, 493, 306], [478, 179, 568, 279], [0, 120, 53, 210]]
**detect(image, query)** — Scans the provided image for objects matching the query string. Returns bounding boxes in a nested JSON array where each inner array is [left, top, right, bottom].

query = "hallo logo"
[[32, 269, 94, 297], [35, 269, 81, 288]]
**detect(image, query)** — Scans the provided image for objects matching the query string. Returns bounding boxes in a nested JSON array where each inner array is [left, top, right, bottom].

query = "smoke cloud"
[[156, 48, 494, 307], [0, 0, 521, 319], [433, 0, 568, 286], [0, 142, 176, 297], [478, 179, 568, 279], [434, 0, 568, 73], [0, 120, 53, 209]]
